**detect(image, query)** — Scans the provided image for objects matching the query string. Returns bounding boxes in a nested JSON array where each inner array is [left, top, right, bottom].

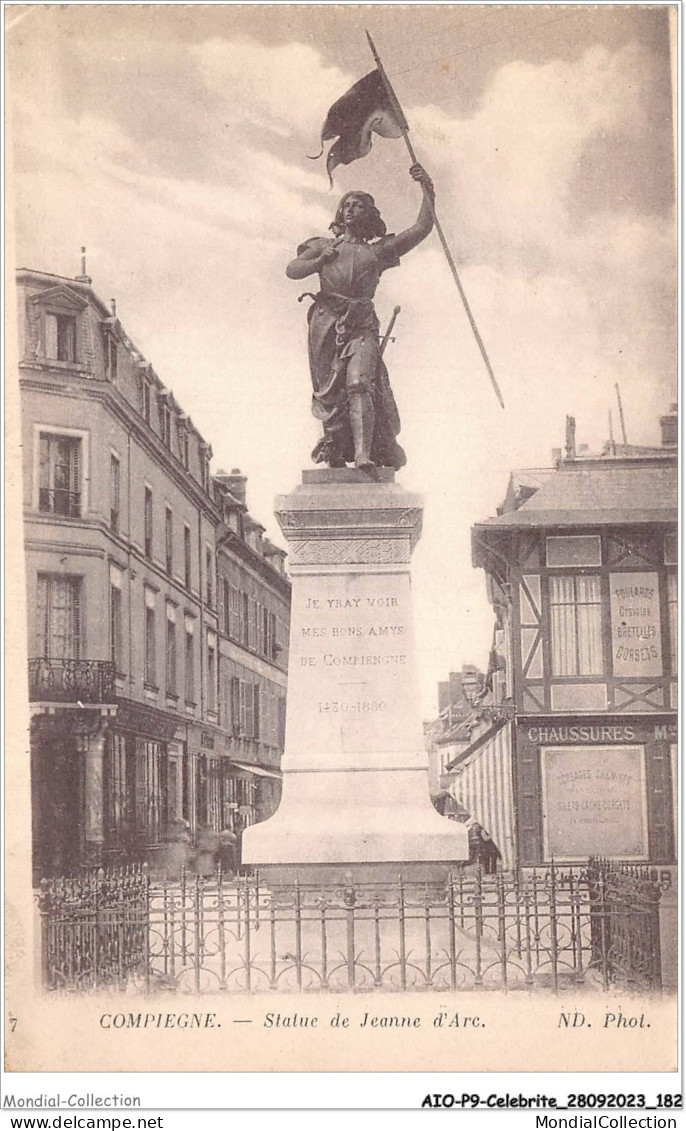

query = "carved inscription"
[[288, 538, 410, 565]]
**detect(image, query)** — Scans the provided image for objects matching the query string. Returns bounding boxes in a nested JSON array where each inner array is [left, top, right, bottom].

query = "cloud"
[[191, 37, 351, 141]]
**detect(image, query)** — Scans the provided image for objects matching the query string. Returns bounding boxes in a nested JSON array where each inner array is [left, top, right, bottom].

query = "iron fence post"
[[344, 873, 356, 991]]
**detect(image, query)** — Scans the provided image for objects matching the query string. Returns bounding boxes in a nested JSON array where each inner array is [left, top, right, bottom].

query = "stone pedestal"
[[242, 469, 468, 878]]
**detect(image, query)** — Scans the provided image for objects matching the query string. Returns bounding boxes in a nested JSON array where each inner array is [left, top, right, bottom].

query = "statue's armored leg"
[[347, 353, 376, 470], [348, 382, 375, 469]]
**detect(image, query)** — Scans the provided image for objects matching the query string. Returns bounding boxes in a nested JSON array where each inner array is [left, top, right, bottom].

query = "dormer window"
[[160, 399, 172, 447], [179, 425, 189, 470], [28, 284, 86, 368], [143, 381, 151, 425], [200, 447, 211, 492], [104, 333, 118, 382]]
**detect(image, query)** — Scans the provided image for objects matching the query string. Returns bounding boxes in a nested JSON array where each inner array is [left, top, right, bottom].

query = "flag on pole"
[[309, 70, 405, 185]]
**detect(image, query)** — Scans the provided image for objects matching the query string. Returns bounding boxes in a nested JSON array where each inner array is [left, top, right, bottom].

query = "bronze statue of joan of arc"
[[286, 163, 435, 471]]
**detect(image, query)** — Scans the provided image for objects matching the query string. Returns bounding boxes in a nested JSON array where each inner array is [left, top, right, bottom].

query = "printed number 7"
[[9, 1014, 17, 1032]]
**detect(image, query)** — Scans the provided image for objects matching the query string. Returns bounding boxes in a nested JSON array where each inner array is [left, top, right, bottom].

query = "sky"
[[6, 2, 677, 715]]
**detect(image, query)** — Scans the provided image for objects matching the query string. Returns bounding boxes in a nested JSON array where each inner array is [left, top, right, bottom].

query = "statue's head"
[[330, 191, 387, 241]]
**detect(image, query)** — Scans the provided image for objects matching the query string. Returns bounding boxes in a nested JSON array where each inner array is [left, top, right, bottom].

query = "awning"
[[441, 720, 516, 870], [229, 760, 282, 780]]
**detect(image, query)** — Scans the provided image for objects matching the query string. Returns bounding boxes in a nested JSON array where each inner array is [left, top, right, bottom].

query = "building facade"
[[470, 415, 677, 872], [18, 265, 290, 880]]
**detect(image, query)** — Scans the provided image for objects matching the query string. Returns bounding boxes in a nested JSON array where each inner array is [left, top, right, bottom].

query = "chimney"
[[565, 416, 576, 459], [660, 404, 678, 448], [215, 467, 247, 506], [75, 245, 92, 284], [551, 447, 562, 466]]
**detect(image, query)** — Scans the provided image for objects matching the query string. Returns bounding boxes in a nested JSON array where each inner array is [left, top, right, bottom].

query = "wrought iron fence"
[[28, 658, 116, 702], [37, 860, 662, 995], [587, 856, 662, 993]]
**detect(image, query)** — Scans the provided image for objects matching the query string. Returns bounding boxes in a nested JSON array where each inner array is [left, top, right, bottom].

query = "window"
[[184, 616, 195, 704], [160, 400, 172, 447], [104, 334, 118, 382], [179, 428, 189, 470], [144, 590, 156, 687], [207, 635, 217, 714], [134, 739, 162, 843], [549, 575, 603, 676], [110, 567, 123, 672], [144, 487, 153, 559], [223, 579, 231, 633], [36, 575, 81, 659], [184, 524, 192, 589], [248, 596, 258, 651], [665, 531, 677, 565], [39, 433, 81, 517], [240, 592, 249, 645], [201, 454, 210, 492], [45, 313, 76, 362], [205, 547, 214, 608], [667, 572, 677, 674], [143, 381, 151, 425], [105, 734, 130, 843], [229, 586, 241, 641], [165, 507, 173, 575], [110, 454, 120, 532], [230, 676, 240, 734], [166, 606, 177, 697]]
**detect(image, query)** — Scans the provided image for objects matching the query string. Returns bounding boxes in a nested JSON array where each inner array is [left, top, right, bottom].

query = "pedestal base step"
[[256, 860, 464, 889]]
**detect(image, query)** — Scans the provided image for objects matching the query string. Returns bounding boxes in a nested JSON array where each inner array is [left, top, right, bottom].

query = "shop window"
[[36, 574, 82, 659], [39, 432, 82, 517], [105, 734, 130, 844], [549, 575, 603, 676], [135, 740, 162, 844]]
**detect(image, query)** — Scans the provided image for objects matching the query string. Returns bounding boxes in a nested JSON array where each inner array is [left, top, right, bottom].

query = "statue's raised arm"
[[287, 165, 435, 471]]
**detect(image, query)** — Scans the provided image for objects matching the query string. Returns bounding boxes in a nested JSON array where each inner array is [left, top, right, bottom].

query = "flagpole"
[[366, 31, 505, 410]]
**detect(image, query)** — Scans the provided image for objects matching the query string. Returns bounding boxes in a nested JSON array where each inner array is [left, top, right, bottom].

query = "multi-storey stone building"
[[18, 264, 289, 880]]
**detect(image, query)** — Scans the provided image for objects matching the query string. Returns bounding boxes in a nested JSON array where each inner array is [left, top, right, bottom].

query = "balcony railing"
[[38, 488, 81, 518], [29, 658, 116, 703]]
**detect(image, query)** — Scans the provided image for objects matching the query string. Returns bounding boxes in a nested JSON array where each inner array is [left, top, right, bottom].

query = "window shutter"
[[231, 676, 241, 735], [36, 576, 48, 658], [239, 680, 248, 736], [70, 440, 81, 512], [253, 684, 260, 740]]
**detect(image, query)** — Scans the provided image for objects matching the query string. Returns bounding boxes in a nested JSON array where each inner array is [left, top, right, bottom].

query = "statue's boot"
[[349, 387, 375, 470]]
